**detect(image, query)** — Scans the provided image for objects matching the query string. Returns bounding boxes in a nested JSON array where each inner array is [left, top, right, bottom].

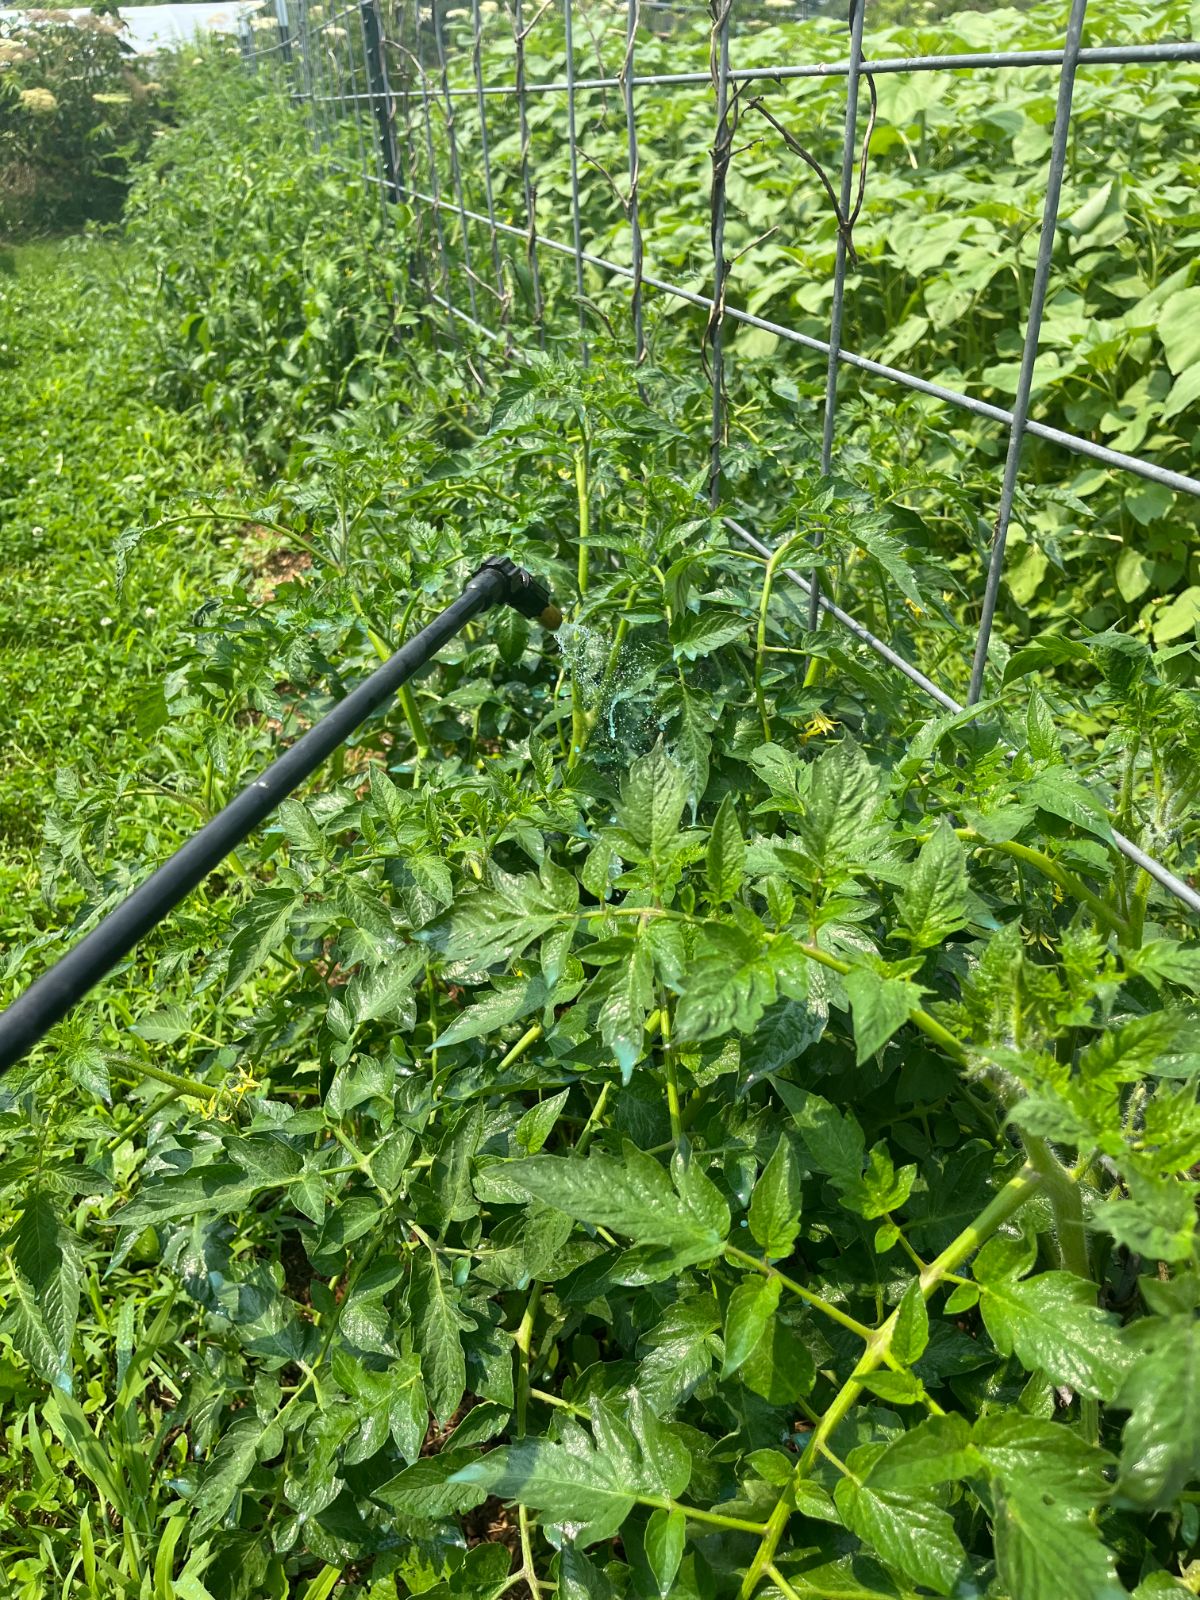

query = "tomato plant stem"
[[739, 1161, 1044, 1596], [723, 1244, 874, 1341]]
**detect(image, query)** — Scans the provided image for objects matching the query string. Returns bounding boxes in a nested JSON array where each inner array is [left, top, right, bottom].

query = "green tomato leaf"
[[1115, 1313, 1200, 1508], [409, 1252, 471, 1423], [895, 820, 967, 950], [835, 1443, 967, 1596], [615, 742, 689, 867], [705, 793, 746, 903], [373, 1447, 491, 1519], [644, 1506, 686, 1597], [843, 970, 923, 1064], [976, 1260, 1129, 1399], [890, 1280, 929, 1366], [747, 1135, 802, 1260], [510, 1143, 729, 1263], [516, 1088, 571, 1155], [721, 1275, 781, 1379]]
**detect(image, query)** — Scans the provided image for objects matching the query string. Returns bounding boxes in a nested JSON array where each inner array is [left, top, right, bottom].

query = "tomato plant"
[[2, 16, 1199, 1600]]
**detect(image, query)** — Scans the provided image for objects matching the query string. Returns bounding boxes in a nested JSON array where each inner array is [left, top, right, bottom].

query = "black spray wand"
[[0, 556, 561, 1076]]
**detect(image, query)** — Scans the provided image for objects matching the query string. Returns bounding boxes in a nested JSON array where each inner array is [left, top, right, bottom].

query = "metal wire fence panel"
[[246, 0, 1200, 914]]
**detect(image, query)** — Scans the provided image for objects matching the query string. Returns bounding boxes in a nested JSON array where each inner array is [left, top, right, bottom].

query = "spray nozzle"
[[467, 555, 563, 631]]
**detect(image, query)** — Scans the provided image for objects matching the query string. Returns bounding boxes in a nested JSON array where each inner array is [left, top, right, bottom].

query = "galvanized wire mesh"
[[243, 0, 1200, 914]]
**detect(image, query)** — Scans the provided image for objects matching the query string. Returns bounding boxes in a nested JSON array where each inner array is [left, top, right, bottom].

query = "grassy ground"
[[0, 237, 252, 946]]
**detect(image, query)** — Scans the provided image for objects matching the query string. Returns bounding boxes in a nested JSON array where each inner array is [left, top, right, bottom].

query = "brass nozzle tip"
[[540, 604, 564, 632]]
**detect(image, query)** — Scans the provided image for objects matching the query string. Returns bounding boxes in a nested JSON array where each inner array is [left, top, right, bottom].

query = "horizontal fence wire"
[[296, 40, 1200, 97], [249, 0, 1200, 915]]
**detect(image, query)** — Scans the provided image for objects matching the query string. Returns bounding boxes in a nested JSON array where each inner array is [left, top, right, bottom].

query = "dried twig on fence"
[[505, 0, 545, 338], [701, 0, 738, 389], [746, 0, 878, 270]]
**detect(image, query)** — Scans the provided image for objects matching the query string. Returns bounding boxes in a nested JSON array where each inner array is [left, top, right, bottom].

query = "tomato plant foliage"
[[1, 20, 1200, 1600]]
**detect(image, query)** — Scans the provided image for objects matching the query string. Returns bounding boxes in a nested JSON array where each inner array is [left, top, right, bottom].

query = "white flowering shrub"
[[0, 11, 167, 234]]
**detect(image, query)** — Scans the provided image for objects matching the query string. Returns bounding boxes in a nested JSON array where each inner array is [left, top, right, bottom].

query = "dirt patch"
[[243, 523, 314, 602]]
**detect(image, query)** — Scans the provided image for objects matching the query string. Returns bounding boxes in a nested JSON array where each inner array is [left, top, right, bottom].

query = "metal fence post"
[[275, 0, 293, 63], [360, 0, 402, 205]]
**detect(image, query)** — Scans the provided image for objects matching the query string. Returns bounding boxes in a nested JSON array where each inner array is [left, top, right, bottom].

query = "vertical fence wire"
[[415, 2, 458, 330], [707, 0, 733, 510], [623, 0, 646, 381], [342, 11, 379, 204], [275, 0, 293, 63], [564, 0, 590, 361], [309, 7, 338, 152], [967, 0, 1090, 705], [513, 0, 547, 343], [433, 1, 482, 322], [360, 0, 400, 205], [470, 0, 508, 333], [810, 0, 868, 632], [296, 0, 320, 149]]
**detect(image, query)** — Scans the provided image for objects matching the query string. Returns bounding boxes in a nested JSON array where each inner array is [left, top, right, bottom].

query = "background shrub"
[[0, 9, 166, 236]]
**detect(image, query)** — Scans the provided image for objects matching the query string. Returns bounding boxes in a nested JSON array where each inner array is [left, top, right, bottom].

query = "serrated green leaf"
[[346, 948, 423, 1029], [835, 1443, 966, 1595], [674, 923, 776, 1042], [595, 940, 654, 1080], [1022, 772, 1114, 845], [739, 1314, 816, 1406], [976, 1264, 1129, 1399], [616, 742, 689, 866], [435, 973, 543, 1047], [510, 1144, 729, 1265], [409, 1252, 470, 1422], [372, 1447, 490, 1518], [775, 1083, 865, 1191], [1026, 687, 1060, 764], [843, 969, 922, 1064], [706, 794, 745, 903], [516, 1088, 570, 1155], [440, 862, 578, 968], [224, 886, 300, 993], [868, 1414, 977, 1491], [895, 821, 967, 950], [557, 1547, 617, 1600], [644, 1505, 685, 1597], [748, 1136, 802, 1260], [796, 740, 881, 865], [192, 1416, 268, 1537], [890, 1280, 929, 1366], [451, 1436, 637, 1546], [669, 609, 747, 662], [721, 1275, 781, 1378], [1116, 1313, 1200, 1507]]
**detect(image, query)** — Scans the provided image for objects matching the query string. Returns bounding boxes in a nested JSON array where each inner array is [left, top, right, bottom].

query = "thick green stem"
[[958, 830, 1127, 938], [497, 1023, 542, 1073], [348, 592, 431, 759], [576, 1081, 611, 1156], [515, 1282, 543, 1439], [739, 1162, 1043, 1597], [396, 684, 431, 762], [569, 439, 591, 766], [643, 1498, 767, 1536], [724, 1244, 873, 1342], [117, 1060, 223, 1101], [575, 444, 590, 600], [1023, 1135, 1098, 1440], [755, 530, 810, 743], [660, 1003, 683, 1145]]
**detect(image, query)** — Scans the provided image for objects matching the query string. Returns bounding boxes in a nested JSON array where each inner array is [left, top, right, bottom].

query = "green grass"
[[0, 236, 252, 941]]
